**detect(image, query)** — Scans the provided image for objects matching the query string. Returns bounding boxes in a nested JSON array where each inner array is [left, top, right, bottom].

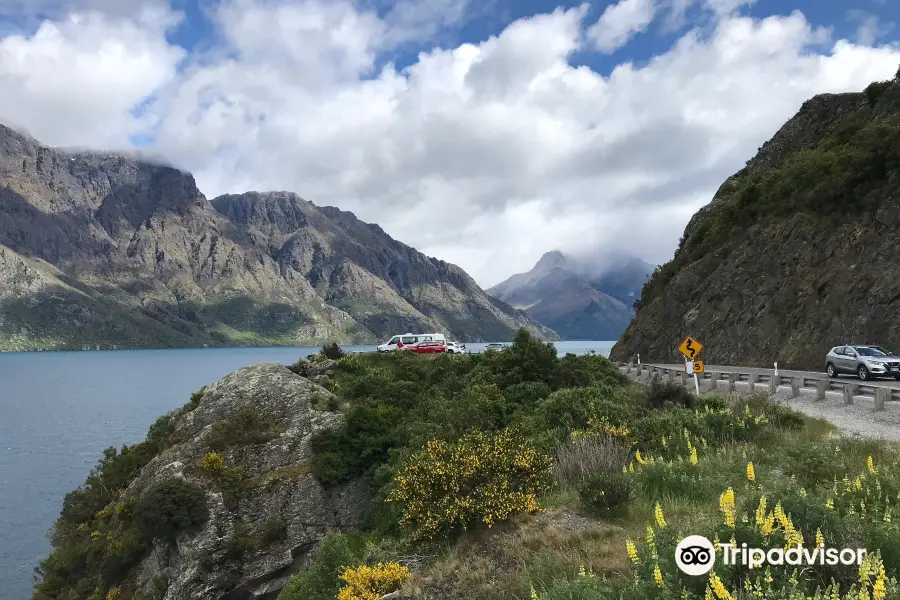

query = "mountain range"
[[0, 123, 555, 351], [487, 250, 654, 340], [610, 75, 900, 369]]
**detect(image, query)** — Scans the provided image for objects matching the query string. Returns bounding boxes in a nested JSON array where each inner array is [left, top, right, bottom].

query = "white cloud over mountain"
[[1, 0, 899, 287]]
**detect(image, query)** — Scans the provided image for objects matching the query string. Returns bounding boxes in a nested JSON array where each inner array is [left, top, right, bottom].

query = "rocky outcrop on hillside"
[[37, 363, 368, 600], [488, 250, 653, 340], [0, 125, 554, 350], [611, 76, 900, 369]]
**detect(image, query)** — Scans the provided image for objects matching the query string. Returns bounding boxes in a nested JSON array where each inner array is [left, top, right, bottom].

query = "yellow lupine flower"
[[626, 538, 640, 563], [690, 447, 699, 466], [746, 462, 756, 483], [654, 565, 664, 588], [873, 563, 887, 600], [868, 456, 876, 474], [816, 528, 825, 547], [709, 571, 733, 600], [530, 585, 539, 600], [655, 503, 667, 528], [636, 450, 646, 465], [755, 496, 767, 529], [719, 488, 736, 528]]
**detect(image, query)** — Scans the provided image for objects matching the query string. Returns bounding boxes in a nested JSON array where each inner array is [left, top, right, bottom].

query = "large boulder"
[[123, 363, 368, 600]]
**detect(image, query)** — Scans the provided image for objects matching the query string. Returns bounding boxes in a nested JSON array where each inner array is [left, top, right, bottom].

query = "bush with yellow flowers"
[[336, 562, 410, 600], [387, 428, 553, 540]]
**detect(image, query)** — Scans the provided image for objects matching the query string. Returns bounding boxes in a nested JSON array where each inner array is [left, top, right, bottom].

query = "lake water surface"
[[0, 340, 614, 599]]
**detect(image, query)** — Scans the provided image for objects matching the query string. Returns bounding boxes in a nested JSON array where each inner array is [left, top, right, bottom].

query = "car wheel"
[[858, 365, 870, 381], [826, 363, 837, 378]]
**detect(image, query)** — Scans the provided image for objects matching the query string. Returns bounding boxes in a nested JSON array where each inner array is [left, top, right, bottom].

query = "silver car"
[[446, 341, 468, 354], [825, 345, 900, 381]]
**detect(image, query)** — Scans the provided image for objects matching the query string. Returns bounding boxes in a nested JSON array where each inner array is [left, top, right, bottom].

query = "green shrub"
[[645, 380, 695, 409], [134, 478, 209, 543], [207, 405, 279, 451], [865, 80, 891, 107], [185, 386, 206, 411], [202, 451, 226, 473], [219, 466, 245, 509], [554, 434, 631, 488], [322, 341, 345, 360], [576, 471, 633, 515], [259, 518, 288, 545], [287, 359, 310, 377], [278, 532, 369, 600], [387, 429, 554, 540]]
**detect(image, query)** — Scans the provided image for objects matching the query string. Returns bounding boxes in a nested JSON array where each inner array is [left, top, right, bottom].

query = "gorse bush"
[[387, 429, 554, 540], [133, 478, 209, 543], [278, 532, 370, 600], [336, 562, 410, 600]]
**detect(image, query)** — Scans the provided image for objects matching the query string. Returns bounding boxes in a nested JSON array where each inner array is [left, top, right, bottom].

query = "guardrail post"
[[768, 375, 777, 395], [709, 372, 718, 391], [874, 388, 887, 412], [791, 377, 801, 398], [667, 369, 674, 384], [727, 373, 736, 393], [848, 383, 859, 397], [842, 386, 853, 405], [816, 380, 828, 401], [635, 365, 642, 376], [680, 371, 687, 386], [747, 372, 758, 391], [626, 362, 632, 374]]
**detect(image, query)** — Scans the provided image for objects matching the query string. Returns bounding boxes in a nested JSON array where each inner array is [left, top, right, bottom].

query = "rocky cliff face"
[[610, 77, 900, 369], [488, 250, 653, 340], [36, 363, 367, 600], [0, 125, 554, 349]]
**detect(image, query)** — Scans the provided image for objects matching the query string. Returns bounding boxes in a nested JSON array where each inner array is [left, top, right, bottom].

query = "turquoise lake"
[[0, 340, 615, 599]]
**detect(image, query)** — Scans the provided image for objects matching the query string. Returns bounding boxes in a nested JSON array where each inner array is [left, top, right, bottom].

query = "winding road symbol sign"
[[679, 336, 703, 360]]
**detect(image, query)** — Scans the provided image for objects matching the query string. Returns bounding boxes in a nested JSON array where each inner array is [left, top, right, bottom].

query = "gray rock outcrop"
[[122, 363, 366, 600]]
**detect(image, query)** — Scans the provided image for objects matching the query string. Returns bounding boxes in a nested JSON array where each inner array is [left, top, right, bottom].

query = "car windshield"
[[856, 347, 889, 357]]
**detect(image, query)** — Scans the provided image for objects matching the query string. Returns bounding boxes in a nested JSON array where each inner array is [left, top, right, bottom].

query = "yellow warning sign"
[[692, 360, 705, 374], [678, 335, 703, 360]]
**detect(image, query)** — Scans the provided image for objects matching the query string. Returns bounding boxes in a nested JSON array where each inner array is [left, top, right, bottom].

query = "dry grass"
[[553, 435, 630, 488], [403, 509, 628, 600]]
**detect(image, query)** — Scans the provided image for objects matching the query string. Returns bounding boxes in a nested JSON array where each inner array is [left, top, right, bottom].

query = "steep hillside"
[[488, 250, 652, 340], [0, 125, 554, 350], [611, 75, 900, 368]]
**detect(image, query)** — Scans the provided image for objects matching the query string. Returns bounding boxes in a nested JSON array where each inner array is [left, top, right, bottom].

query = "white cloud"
[[702, 0, 758, 18], [587, 0, 656, 53], [847, 10, 895, 47], [0, 6, 184, 147], [1, 1, 900, 287]]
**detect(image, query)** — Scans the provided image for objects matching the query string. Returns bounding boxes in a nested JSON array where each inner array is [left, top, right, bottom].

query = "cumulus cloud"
[[1, 0, 899, 288], [0, 6, 184, 147], [587, 0, 656, 53], [847, 10, 895, 47]]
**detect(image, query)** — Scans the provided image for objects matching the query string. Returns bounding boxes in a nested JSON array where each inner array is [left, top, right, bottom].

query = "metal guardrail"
[[617, 362, 900, 411]]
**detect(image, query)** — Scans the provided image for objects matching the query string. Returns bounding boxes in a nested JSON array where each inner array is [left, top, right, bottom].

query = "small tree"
[[322, 341, 345, 360]]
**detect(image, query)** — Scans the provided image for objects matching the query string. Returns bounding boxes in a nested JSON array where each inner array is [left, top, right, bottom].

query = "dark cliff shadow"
[[0, 186, 112, 265]]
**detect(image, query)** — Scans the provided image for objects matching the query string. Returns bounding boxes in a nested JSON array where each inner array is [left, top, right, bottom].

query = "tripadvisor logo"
[[675, 535, 867, 575]]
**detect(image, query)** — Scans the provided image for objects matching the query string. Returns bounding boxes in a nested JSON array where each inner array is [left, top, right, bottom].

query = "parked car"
[[377, 332, 446, 351], [407, 340, 446, 354], [483, 343, 506, 352], [446, 341, 468, 354], [825, 345, 900, 381]]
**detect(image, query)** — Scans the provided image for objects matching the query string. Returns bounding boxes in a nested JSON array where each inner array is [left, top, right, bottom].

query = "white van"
[[377, 332, 446, 352]]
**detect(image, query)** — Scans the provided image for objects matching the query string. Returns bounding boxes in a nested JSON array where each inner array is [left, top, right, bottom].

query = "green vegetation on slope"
[[637, 78, 900, 311], [281, 332, 900, 600]]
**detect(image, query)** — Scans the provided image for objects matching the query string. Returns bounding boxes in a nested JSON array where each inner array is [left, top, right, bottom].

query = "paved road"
[[645, 363, 900, 390]]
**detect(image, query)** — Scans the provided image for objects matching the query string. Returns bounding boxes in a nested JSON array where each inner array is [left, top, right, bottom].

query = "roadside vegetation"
[[34, 332, 900, 600], [279, 330, 900, 600]]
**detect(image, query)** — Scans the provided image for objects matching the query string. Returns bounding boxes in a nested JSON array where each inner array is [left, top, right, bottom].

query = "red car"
[[407, 340, 446, 354]]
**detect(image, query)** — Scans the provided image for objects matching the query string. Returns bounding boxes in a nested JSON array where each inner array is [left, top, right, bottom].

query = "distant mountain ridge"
[[487, 250, 654, 340], [0, 123, 556, 350]]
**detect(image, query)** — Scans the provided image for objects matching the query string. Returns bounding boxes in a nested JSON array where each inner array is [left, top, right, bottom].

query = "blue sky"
[[152, 0, 899, 76], [1, 0, 899, 285]]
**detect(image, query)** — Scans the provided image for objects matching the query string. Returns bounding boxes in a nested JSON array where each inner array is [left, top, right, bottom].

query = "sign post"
[[678, 336, 704, 395]]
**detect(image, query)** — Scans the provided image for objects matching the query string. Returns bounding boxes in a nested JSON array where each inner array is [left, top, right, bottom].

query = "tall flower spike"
[[746, 462, 756, 483], [655, 503, 667, 528]]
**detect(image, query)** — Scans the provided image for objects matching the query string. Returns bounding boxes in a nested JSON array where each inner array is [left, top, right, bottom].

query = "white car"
[[446, 341, 468, 354], [377, 333, 447, 352]]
